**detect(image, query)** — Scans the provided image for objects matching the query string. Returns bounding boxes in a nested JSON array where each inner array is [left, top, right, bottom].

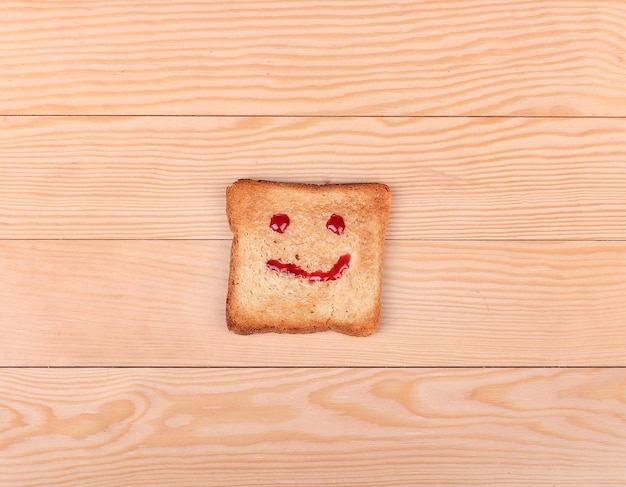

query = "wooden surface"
[[3, 0, 626, 116], [2, 1, 626, 485], [4, 239, 626, 367], [3, 116, 626, 240], [2, 368, 626, 487]]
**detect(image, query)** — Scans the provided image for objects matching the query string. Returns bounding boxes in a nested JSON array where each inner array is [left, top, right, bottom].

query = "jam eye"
[[326, 214, 345, 235], [270, 213, 290, 233]]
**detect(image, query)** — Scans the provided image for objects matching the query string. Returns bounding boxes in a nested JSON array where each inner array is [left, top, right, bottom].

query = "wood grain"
[[3, 239, 626, 367], [4, 0, 626, 484], [3, 1, 626, 116], [3, 116, 626, 239], [1, 367, 625, 487]]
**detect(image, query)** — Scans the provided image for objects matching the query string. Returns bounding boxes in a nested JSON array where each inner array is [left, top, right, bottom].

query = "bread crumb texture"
[[226, 179, 390, 336]]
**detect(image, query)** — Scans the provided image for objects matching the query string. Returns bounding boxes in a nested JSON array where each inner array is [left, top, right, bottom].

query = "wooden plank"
[[3, 116, 626, 239], [2, 239, 626, 367], [2, 1, 626, 116], [1, 367, 625, 486]]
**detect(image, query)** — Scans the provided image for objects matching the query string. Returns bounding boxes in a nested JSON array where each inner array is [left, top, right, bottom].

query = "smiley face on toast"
[[266, 212, 350, 282], [226, 179, 390, 336]]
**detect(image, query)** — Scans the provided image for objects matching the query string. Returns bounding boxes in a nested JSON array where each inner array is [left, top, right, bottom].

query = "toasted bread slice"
[[226, 179, 391, 336]]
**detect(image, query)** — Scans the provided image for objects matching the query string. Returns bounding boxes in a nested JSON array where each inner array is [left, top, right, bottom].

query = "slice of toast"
[[226, 179, 391, 336]]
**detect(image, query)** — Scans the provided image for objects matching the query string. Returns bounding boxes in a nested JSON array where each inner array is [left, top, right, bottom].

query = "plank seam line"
[[1, 366, 625, 370], [3, 238, 626, 243], [2, 114, 626, 120]]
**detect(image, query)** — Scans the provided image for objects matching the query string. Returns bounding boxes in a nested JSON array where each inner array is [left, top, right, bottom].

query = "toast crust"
[[226, 179, 391, 336]]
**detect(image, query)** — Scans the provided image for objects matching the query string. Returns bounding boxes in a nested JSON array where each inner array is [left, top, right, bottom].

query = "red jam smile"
[[267, 253, 351, 282]]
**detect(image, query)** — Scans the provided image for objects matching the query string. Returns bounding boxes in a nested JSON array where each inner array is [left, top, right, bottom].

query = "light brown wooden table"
[[2, 2, 626, 485]]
